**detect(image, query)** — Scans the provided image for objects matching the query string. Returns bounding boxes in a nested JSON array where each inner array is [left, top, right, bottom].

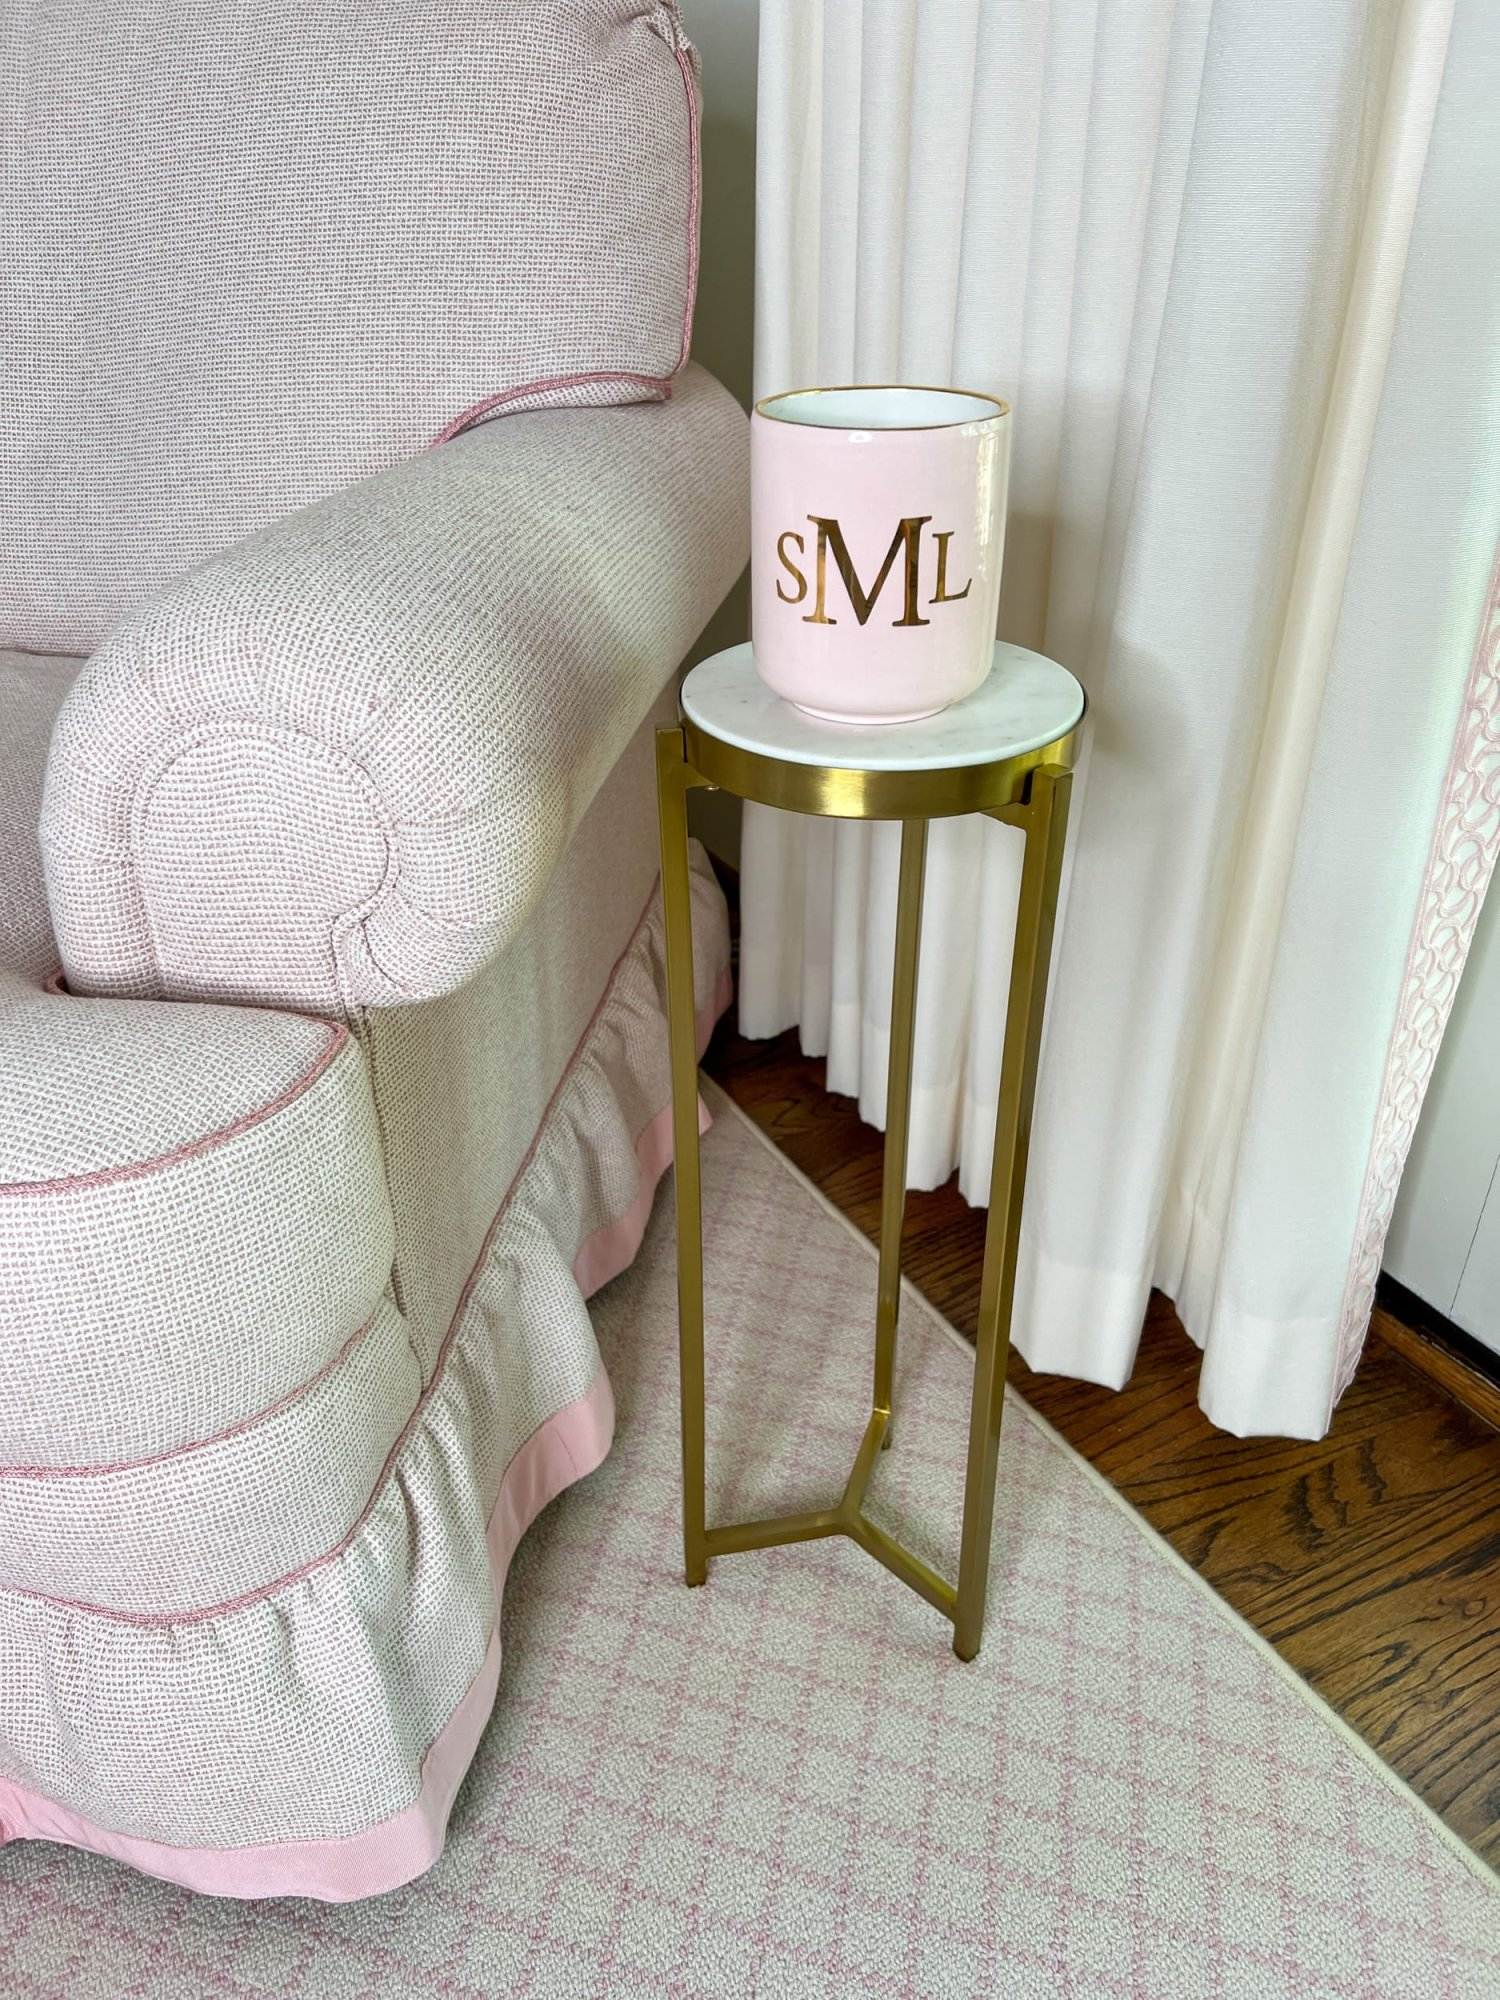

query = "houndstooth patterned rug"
[[4, 1087, 1497, 1998]]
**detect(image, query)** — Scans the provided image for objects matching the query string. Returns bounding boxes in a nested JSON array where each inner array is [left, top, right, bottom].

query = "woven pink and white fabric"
[[0, 653, 79, 982], [0, 830, 730, 1892], [0, 385, 744, 1886], [0, 0, 750, 1904], [0, 399, 744, 1887], [0, 978, 390, 1474], [356, 693, 712, 1379], [40, 366, 746, 1016], [0, 0, 703, 654]]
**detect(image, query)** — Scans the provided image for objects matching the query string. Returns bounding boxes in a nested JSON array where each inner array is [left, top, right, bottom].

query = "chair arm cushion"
[[41, 364, 747, 1012]]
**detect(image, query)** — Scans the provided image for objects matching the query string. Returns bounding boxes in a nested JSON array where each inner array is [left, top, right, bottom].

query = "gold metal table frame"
[[656, 700, 1079, 1662]]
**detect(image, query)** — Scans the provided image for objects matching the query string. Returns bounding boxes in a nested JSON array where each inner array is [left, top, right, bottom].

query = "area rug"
[[3, 1086, 1497, 1999]]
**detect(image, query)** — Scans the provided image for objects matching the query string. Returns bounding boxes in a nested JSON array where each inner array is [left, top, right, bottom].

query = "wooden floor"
[[703, 999, 1500, 1868]]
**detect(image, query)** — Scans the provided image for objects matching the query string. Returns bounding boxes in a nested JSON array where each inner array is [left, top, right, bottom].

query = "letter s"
[[775, 530, 808, 604]]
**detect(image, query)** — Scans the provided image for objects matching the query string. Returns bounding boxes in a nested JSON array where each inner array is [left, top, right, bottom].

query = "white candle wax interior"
[[757, 386, 1004, 431]]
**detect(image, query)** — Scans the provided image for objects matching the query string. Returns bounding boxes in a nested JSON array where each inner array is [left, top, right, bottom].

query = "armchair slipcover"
[[0, 0, 746, 1899]]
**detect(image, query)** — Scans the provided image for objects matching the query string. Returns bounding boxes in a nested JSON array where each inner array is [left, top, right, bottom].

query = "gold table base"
[[656, 713, 1075, 1662]]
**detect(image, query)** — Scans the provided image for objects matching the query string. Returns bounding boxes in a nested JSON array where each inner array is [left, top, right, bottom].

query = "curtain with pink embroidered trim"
[[739, 0, 1500, 1437]]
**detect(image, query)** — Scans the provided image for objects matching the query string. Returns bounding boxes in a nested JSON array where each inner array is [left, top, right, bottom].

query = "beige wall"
[[678, 2, 757, 863], [681, 0, 758, 411]]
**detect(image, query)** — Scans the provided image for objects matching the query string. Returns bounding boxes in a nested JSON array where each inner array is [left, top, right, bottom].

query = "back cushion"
[[0, 1, 700, 654]]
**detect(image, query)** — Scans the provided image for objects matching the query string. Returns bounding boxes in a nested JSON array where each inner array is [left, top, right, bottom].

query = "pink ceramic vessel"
[[750, 384, 1011, 724]]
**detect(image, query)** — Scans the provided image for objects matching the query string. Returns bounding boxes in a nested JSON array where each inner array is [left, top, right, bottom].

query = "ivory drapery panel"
[[739, 0, 1500, 1436]]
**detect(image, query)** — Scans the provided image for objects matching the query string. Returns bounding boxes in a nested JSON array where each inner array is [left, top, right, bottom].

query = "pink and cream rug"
[[4, 1086, 1497, 1998]]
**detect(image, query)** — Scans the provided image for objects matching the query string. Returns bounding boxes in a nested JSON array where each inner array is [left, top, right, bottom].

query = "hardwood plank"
[[1371, 1298, 1500, 1434], [703, 1003, 1500, 1867]]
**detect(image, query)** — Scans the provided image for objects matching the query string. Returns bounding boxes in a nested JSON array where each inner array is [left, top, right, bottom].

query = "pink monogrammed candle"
[[750, 385, 1011, 724]]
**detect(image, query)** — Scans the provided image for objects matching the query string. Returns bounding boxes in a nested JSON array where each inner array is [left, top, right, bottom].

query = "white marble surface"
[[681, 642, 1084, 770]]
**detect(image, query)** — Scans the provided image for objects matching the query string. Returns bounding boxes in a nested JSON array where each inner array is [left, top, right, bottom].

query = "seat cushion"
[[0, 1, 701, 654], [0, 650, 80, 978]]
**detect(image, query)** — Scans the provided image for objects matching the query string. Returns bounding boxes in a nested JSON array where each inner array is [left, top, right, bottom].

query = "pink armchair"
[[0, 1, 745, 1899]]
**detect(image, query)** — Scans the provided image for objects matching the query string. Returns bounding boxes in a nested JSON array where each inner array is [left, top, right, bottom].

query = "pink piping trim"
[[431, 35, 701, 446], [0, 1020, 347, 1199], [431, 371, 674, 448], [671, 40, 703, 373], [0, 1369, 615, 1902], [8, 890, 730, 1625], [0, 1311, 380, 1482]]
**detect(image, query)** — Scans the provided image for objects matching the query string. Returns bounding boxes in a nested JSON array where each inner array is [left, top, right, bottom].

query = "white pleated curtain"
[[739, 0, 1500, 1436]]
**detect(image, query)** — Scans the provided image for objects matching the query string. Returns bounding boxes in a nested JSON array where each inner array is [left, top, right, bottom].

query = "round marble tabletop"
[[680, 642, 1084, 771]]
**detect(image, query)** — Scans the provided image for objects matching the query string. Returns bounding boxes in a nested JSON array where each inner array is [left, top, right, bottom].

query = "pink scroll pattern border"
[[1332, 542, 1500, 1409]]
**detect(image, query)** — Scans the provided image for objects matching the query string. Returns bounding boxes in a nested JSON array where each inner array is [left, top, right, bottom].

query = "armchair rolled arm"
[[41, 364, 747, 1013]]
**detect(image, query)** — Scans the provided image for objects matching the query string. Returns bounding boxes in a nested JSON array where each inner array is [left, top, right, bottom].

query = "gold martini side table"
[[656, 640, 1085, 1661]]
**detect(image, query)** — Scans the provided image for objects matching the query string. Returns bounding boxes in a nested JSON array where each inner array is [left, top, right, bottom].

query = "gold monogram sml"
[[774, 516, 973, 629]]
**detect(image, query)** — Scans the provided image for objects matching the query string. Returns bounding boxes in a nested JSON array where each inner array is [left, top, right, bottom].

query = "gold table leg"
[[953, 766, 1072, 1658], [657, 724, 1072, 1660], [657, 726, 711, 1587], [873, 819, 929, 1447]]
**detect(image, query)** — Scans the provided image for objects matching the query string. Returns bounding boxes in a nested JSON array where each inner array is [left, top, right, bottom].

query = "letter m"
[[804, 516, 932, 627]]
